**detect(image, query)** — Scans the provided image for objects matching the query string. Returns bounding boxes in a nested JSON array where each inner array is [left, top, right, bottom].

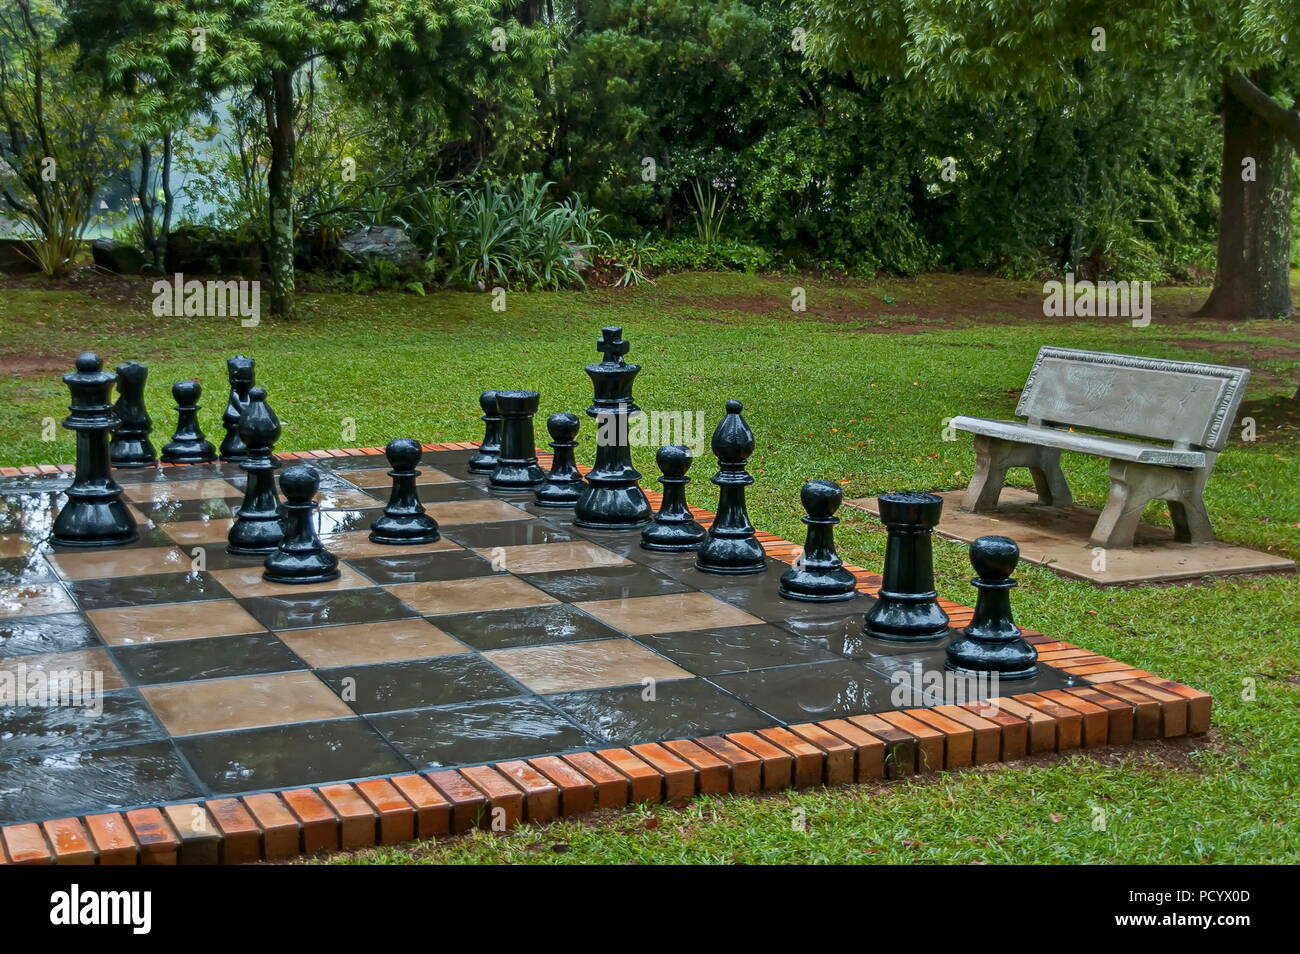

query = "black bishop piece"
[[109, 361, 156, 468], [778, 479, 858, 601], [695, 400, 766, 574], [369, 438, 441, 544], [535, 412, 584, 507], [226, 387, 284, 555], [640, 444, 706, 551], [862, 491, 950, 641], [160, 379, 216, 464], [263, 464, 340, 585], [219, 354, 255, 461], [945, 536, 1038, 680], [489, 390, 545, 489], [51, 353, 138, 547], [468, 389, 503, 473]]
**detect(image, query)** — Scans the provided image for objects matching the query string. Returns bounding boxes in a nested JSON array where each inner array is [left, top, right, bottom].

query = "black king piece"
[[219, 354, 255, 461], [695, 400, 766, 574], [51, 353, 138, 547], [573, 327, 652, 530]]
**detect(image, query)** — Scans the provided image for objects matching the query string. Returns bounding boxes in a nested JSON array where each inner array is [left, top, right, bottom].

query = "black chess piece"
[[862, 491, 950, 641], [109, 361, 156, 468], [778, 480, 858, 601], [535, 412, 584, 507], [369, 438, 441, 544], [641, 444, 707, 551], [227, 387, 285, 555], [695, 400, 766, 574], [946, 536, 1038, 680], [489, 390, 545, 490], [51, 353, 138, 547], [160, 379, 216, 463], [468, 389, 503, 473], [573, 327, 652, 530], [219, 354, 255, 461], [263, 464, 340, 585]]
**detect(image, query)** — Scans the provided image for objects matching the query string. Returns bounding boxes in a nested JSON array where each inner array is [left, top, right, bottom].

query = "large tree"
[[805, 0, 1300, 319]]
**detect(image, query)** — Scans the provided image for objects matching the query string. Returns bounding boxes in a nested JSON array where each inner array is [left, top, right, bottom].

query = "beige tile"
[[315, 488, 385, 510], [471, 540, 632, 575], [345, 467, 460, 488], [0, 534, 33, 558], [0, 583, 76, 619], [123, 479, 241, 503], [48, 545, 190, 581], [385, 575, 557, 616], [424, 499, 532, 526], [275, 618, 466, 668], [322, 530, 460, 560], [88, 598, 265, 645], [0, 648, 127, 692], [485, 638, 691, 694], [141, 671, 352, 736], [575, 591, 763, 636], [209, 563, 371, 599], [161, 518, 235, 546]]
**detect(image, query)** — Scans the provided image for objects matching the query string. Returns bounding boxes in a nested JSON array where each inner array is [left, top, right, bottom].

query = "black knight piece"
[[160, 379, 217, 464], [489, 390, 546, 490], [263, 464, 340, 585], [695, 400, 766, 574], [50, 353, 139, 547], [573, 327, 652, 529], [640, 444, 707, 551], [862, 491, 950, 641], [535, 412, 585, 507], [218, 354, 255, 461], [227, 387, 284, 555], [468, 389, 503, 473], [109, 361, 156, 468], [778, 479, 857, 601], [369, 438, 441, 544], [946, 536, 1038, 679]]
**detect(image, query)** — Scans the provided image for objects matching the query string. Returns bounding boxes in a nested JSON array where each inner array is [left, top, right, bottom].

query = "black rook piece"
[[219, 354, 255, 461], [573, 327, 652, 530], [695, 400, 766, 574], [369, 438, 441, 544], [489, 390, 545, 490], [109, 361, 156, 468], [263, 464, 340, 585], [468, 389, 503, 473], [160, 379, 216, 464], [862, 491, 950, 641], [641, 444, 707, 551], [51, 353, 138, 547], [227, 387, 284, 555], [778, 480, 857, 601], [946, 536, 1038, 680], [535, 412, 585, 507]]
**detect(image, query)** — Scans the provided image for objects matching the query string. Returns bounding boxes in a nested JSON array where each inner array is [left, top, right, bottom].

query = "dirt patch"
[[0, 263, 159, 311]]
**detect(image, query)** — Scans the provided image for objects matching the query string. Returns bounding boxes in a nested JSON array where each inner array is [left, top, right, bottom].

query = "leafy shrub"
[[648, 239, 774, 274]]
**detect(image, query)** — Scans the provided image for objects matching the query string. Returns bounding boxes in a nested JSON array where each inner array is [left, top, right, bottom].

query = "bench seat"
[[950, 416, 1206, 469]]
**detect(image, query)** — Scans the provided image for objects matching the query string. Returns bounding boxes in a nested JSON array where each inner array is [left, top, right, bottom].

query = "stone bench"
[[950, 346, 1250, 549]]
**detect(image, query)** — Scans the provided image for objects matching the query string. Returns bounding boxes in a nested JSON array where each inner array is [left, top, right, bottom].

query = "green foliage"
[[648, 238, 775, 273]]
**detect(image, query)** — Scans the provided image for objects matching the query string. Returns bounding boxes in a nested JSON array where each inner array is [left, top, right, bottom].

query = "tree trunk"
[[1197, 78, 1295, 319], [264, 69, 297, 319], [136, 142, 157, 266], [158, 131, 173, 274]]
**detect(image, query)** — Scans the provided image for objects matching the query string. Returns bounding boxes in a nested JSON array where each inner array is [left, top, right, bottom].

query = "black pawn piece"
[[468, 389, 503, 473], [946, 536, 1038, 680], [862, 491, 950, 641], [641, 444, 707, 551], [369, 438, 441, 544], [227, 387, 284, 555], [109, 361, 156, 468], [263, 464, 340, 585], [51, 353, 138, 547], [535, 412, 584, 507], [696, 400, 766, 574], [160, 379, 216, 463], [489, 390, 545, 490], [779, 480, 857, 601], [219, 354, 255, 461]]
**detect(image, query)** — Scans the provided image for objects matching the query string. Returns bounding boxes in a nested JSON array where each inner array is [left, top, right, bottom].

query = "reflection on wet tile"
[[133, 497, 237, 525], [370, 697, 595, 768], [113, 632, 306, 686], [472, 540, 631, 575], [708, 661, 893, 723], [778, 613, 951, 660], [424, 499, 532, 526], [318, 655, 519, 713], [344, 466, 461, 488], [546, 678, 773, 746], [321, 530, 460, 560], [177, 718, 411, 796], [239, 586, 418, 631], [0, 583, 76, 619], [486, 638, 691, 694], [703, 583, 874, 623], [123, 478, 242, 503], [210, 563, 372, 599], [49, 545, 190, 581], [88, 598, 265, 645], [434, 603, 622, 650], [316, 509, 377, 535], [0, 554, 56, 586], [315, 488, 385, 510], [0, 612, 100, 656], [0, 690, 164, 758], [161, 518, 234, 546], [386, 575, 556, 616], [636, 624, 842, 676], [519, 563, 689, 603], [0, 742, 200, 826], [576, 591, 762, 636], [414, 482, 492, 503], [346, 549, 498, 585], [441, 520, 572, 549], [0, 647, 127, 691], [69, 571, 230, 611], [142, 670, 353, 735], [876, 655, 1076, 703], [0, 492, 59, 538], [275, 617, 466, 668]]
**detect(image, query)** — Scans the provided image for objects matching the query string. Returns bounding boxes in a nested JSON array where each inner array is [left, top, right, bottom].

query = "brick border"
[[0, 442, 1212, 865]]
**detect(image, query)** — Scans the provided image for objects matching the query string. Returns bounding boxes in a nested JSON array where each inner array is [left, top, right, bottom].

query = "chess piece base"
[[534, 479, 583, 507], [863, 589, 951, 641], [110, 440, 156, 468], [695, 536, 767, 574], [51, 499, 138, 548], [641, 522, 707, 552], [777, 567, 858, 602], [468, 453, 499, 474], [368, 515, 441, 545], [945, 660, 1038, 681], [226, 517, 284, 556], [263, 552, 340, 585], [161, 446, 216, 465], [573, 485, 652, 530], [489, 462, 545, 490]]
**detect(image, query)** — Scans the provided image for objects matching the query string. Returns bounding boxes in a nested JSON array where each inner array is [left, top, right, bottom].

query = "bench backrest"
[[1016, 346, 1250, 451]]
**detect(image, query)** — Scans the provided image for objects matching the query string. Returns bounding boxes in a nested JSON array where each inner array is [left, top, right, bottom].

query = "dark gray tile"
[[134, 498, 238, 524], [546, 678, 774, 745], [780, 613, 946, 659], [239, 587, 419, 630], [520, 563, 688, 603], [0, 554, 56, 586], [347, 549, 498, 585], [113, 632, 306, 686], [0, 612, 101, 656], [441, 519, 573, 549], [317, 655, 519, 714], [635, 624, 841, 676], [0, 690, 165, 758], [69, 571, 231, 610], [708, 660, 894, 723], [434, 603, 622, 650]]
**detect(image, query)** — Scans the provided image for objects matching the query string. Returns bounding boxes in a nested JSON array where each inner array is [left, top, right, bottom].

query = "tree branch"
[[1225, 70, 1300, 151]]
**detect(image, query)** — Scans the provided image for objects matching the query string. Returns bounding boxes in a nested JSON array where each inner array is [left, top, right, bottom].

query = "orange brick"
[[1038, 689, 1108, 747], [2, 823, 51, 865], [459, 766, 524, 830], [242, 793, 302, 861], [757, 727, 824, 787], [42, 817, 96, 865], [695, 735, 763, 793], [818, 718, 886, 780], [724, 732, 794, 789], [1117, 680, 1188, 737], [318, 784, 378, 849], [497, 761, 561, 823], [874, 712, 945, 772], [1082, 668, 1153, 684], [1091, 683, 1161, 738], [662, 739, 730, 794], [529, 757, 597, 816], [1066, 688, 1135, 745], [960, 701, 1030, 760], [1140, 678, 1211, 734], [846, 714, 918, 777], [1015, 694, 1083, 751], [205, 798, 261, 864], [427, 770, 489, 833], [988, 697, 1058, 753], [932, 705, 1001, 765], [562, 752, 628, 808], [787, 723, 855, 784], [125, 808, 179, 865], [596, 748, 663, 803], [84, 813, 138, 866], [630, 743, 696, 800], [281, 787, 340, 853], [162, 803, 221, 864], [355, 778, 416, 845], [906, 709, 975, 768], [390, 774, 451, 837]]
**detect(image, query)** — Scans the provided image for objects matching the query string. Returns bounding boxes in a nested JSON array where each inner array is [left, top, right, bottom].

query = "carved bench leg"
[[1167, 459, 1216, 544], [964, 436, 1011, 511], [1091, 460, 1214, 548], [1027, 446, 1073, 508], [964, 436, 1073, 511]]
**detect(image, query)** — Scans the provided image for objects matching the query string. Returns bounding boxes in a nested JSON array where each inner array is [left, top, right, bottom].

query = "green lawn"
[[2, 270, 1297, 864]]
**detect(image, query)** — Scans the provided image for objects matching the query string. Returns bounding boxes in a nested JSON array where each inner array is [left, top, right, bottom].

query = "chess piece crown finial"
[[596, 326, 629, 365]]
